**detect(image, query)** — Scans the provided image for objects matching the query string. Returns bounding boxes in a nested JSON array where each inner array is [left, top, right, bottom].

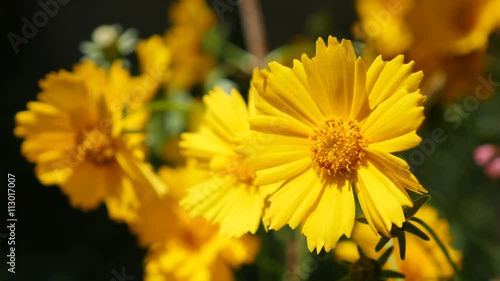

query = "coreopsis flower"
[[144, 215, 260, 281], [335, 205, 463, 280], [179, 87, 263, 237], [129, 163, 208, 246], [139, 164, 260, 281], [164, 0, 217, 90], [354, 0, 500, 103], [135, 35, 171, 85], [248, 36, 427, 253], [14, 60, 166, 222]]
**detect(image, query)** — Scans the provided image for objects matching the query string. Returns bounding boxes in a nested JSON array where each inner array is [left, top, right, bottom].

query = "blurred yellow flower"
[[355, 0, 500, 103], [248, 36, 427, 253], [14, 60, 165, 222], [136, 34, 171, 86], [179, 87, 263, 237], [130, 0, 216, 91], [144, 215, 260, 281], [335, 205, 463, 280], [138, 163, 260, 281], [164, 0, 217, 90], [130, 164, 208, 246]]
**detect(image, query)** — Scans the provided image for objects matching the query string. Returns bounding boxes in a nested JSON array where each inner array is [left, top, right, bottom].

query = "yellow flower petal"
[[366, 55, 423, 108], [366, 149, 427, 194], [263, 168, 322, 230], [356, 161, 411, 236], [263, 61, 324, 127], [301, 181, 355, 253], [181, 176, 262, 237], [362, 90, 425, 146], [302, 37, 358, 118], [59, 159, 109, 210]]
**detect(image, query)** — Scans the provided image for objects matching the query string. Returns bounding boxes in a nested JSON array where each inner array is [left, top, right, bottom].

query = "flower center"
[[217, 155, 256, 185], [310, 117, 368, 180], [76, 127, 115, 165]]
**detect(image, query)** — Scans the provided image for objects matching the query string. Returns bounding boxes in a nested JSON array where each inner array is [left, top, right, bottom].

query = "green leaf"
[[375, 236, 390, 252], [376, 246, 394, 266], [404, 195, 431, 219], [357, 245, 366, 258], [356, 217, 369, 224], [380, 270, 405, 278], [396, 231, 407, 260], [405, 221, 430, 241]]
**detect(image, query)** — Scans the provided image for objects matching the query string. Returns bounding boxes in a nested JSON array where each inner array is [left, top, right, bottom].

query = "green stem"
[[141, 100, 205, 113], [410, 217, 465, 281], [221, 42, 256, 73]]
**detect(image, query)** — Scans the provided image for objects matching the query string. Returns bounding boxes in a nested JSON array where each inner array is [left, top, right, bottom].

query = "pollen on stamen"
[[309, 117, 368, 180], [76, 128, 116, 165], [219, 155, 256, 185]]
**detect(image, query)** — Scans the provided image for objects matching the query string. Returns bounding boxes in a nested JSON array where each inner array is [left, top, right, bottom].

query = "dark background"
[[1, 1, 357, 280], [3, 1, 500, 280]]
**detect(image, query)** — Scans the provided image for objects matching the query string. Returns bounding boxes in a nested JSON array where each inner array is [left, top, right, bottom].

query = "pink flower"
[[485, 157, 500, 180], [474, 144, 496, 166]]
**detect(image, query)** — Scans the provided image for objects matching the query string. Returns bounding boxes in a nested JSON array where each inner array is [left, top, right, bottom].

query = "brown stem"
[[239, 0, 268, 68]]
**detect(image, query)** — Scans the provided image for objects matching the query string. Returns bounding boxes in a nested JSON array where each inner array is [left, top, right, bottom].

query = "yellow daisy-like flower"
[[132, 0, 216, 91], [249, 36, 427, 253], [136, 35, 171, 87], [354, 0, 500, 102], [130, 163, 208, 247], [164, 0, 217, 90], [14, 60, 165, 222], [139, 163, 260, 281], [144, 216, 260, 281], [179, 87, 263, 237], [335, 205, 462, 280]]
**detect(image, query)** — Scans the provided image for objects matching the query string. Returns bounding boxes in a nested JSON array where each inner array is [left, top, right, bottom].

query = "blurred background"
[[1, 0, 499, 280]]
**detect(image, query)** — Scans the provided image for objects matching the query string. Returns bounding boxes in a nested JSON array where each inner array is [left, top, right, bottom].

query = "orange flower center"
[[310, 118, 368, 179], [218, 155, 256, 185], [76, 127, 115, 165]]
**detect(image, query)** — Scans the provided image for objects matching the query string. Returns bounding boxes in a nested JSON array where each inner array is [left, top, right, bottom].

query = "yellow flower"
[[132, 0, 216, 91], [335, 205, 462, 280], [144, 216, 260, 281], [136, 35, 171, 87], [248, 36, 427, 253], [138, 164, 260, 281], [354, 0, 500, 102], [130, 163, 208, 246], [14, 60, 165, 222], [164, 0, 217, 90], [179, 87, 263, 237]]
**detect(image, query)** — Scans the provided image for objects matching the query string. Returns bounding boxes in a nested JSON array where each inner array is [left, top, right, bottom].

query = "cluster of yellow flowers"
[[15, 0, 500, 280]]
